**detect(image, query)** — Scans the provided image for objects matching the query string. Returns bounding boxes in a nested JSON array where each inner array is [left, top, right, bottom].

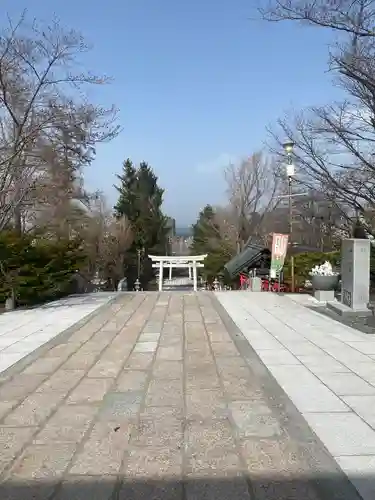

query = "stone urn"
[[311, 274, 339, 291]]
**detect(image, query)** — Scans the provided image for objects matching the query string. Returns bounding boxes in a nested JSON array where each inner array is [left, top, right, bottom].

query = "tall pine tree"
[[114, 159, 168, 288], [191, 205, 235, 283]]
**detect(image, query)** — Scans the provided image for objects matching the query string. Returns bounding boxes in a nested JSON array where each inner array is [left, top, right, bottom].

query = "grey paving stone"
[[4, 391, 65, 427], [317, 372, 375, 396], [239, 438, 309, 476], [119, 481, 183, 500], [0, 426, 37, 474], [47, 342, 80, 358], [210, 341, 240, 356], [87, 359, 125, 378], [79, 335, 114, 353], [251, 480, 322, 500], [67, 377, 113, 404], [116, 370, 149, 391], [138, 332, 161, 342], [159, 337, 183, 349], [266, 365, 349, 412], [346, 341, 375, 355], [0, 401, 15, 420], [0, 480, 57, 500], [153, 360, 183, 379], [146, 379, 183, 407], [185, 419, 236, 457], [185, 479, 251, 500], [303, 412, 375, 456], [9, 443, 76, 479], [186, 450, 244, 479], [55, 476, 117, 500], [34, 404, 98, 443], [299, 357, 351, 374], [186, 364, 218, 381], [186, 389, 228, 420], [101, 343, 133, 362], [207, 330, 233, 343], [132, 406, 183, 447], [23, 356, 64, 375], [0, 374, 47, 402], [349, 362, 375, 383], [123, 447, 183, 478], [336, 455, 375, 500], [36, 369, 84, 393], [229, 400, 282, 438], [257, 349, 301, 365], [99, 391, 143, 420], [62, 351, 99, 370], [186, 373, 220, 391], [133, 341, 158, 353], [342, 395, 375, 428], [215, 356, 250, 375], [156, 345, 183, 361], [277, 341, 323, 356], [222, 376, 265, 401], [69, 421, 132, 475], [124, 352, 154, 369]]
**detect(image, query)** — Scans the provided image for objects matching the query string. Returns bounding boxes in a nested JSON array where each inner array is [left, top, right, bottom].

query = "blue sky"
[[4, 0, 340, 225]]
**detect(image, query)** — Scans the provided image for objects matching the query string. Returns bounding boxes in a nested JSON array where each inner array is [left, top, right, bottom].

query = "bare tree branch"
[[259, 0, 375, 37], [0, 12, 119, 233], [223, 152, 280, 250]]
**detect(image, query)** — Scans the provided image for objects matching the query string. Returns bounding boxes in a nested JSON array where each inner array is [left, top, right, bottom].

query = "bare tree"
[[224, 152, 280, 251], [0, 12, 119, 233], [82, 195, 133, 288], [202, 205, 240, 258], [260, 0, 375, 234], [259, 0, 375, 38], [268, 98, 375, 233]]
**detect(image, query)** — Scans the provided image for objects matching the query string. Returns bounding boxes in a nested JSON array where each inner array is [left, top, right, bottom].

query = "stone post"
[[192, 262, 197, 291], [249, 277, 262, 292], [328, 238, 371, 316], [158, 261, 163, 291]]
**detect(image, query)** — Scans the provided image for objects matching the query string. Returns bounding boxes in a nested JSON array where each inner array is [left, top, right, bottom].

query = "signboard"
[[270, 233, 289, 278]]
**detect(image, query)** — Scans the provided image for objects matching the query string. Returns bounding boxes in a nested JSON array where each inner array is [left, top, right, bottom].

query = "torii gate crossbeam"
[[148, 255, 207, 291]]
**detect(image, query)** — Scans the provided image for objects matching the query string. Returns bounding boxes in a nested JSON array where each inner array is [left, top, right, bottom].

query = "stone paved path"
[[217, 291, 375, 500], [0, 293, 115, 375], [0, 292, 361, 499]]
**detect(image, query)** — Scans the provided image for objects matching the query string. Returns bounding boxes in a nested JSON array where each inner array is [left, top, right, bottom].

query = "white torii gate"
[[148, 255, 207, 292]]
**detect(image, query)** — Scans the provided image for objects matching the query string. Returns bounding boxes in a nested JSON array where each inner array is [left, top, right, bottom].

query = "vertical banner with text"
[[270, 233, 289, 278]]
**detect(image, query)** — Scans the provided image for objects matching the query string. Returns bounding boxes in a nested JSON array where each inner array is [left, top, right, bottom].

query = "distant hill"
[[175, 227, 193, 237]]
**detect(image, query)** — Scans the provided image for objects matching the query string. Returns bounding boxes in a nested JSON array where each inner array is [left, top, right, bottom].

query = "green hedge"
[[283, 247, 375, 287], [283, 251, 340, 286], [0, 231, 86, 306]]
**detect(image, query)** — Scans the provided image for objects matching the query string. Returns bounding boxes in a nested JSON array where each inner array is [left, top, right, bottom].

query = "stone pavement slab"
[[217, 291, 375, 500], [0, 291, 362, 499], [0, 293, 116, 375]]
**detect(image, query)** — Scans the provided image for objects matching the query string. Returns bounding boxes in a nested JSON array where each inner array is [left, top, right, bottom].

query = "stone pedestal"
[[314, 290, 335, 302], [249, 277, 262, 292], [5, 297, 15, 311], [328, 239, 372, 317]]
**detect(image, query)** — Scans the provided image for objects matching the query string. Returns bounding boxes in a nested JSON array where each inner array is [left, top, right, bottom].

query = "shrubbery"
[[0, 231, 86, 307], [283, 251, 340, 286]]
